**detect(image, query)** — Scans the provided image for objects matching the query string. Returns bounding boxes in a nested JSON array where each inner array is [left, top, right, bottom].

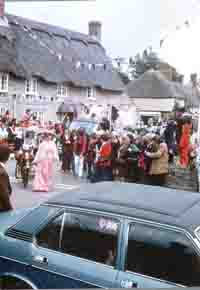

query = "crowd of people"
[[0, 109, 197, 201], [59, 113, 195, 187]]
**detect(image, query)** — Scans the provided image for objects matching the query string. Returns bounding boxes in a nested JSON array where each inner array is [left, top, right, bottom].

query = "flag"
[[185, 20, 190, 28], [160, 39, 164, 47]]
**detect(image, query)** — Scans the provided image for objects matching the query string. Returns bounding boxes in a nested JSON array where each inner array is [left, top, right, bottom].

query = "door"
[[29, 210, 121, 288], [116, 221, 200, 288]]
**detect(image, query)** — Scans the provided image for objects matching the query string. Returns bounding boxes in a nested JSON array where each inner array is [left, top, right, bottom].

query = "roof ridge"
[[5, 13, 101, 45]]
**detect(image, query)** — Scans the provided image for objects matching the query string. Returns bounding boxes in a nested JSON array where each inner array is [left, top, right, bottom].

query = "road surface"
[[7, 159, 83, 209]]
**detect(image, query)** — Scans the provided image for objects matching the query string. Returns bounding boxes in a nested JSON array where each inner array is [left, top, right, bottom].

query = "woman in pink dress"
[[33, 131, 59, 192]]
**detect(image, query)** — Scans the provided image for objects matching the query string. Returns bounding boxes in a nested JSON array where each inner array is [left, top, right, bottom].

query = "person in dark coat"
[[0, 144, 13, 211], [61, 129, 74, 173], [164, 119, 177, 163], [86, 133, 98, 180]]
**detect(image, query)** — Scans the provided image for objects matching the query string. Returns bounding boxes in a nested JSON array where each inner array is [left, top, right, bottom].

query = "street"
[[7, 159, 83, 209]]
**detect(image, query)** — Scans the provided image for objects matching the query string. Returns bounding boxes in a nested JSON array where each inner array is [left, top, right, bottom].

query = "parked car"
[[1, 182, 200, 288], [69, 119, 99, 135]]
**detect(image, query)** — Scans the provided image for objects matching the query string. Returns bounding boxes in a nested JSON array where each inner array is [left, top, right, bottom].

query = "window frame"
[[123, 219, 200, 286], [34, 207, 123, 269], [86, 87, 95, 99], [57, 83, 68, 98], [25, 77, 38, 95], [0, 73, 9, 93], [0, 107, 6, 115]]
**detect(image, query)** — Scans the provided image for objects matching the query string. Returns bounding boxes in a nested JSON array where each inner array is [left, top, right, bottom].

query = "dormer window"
[[0, 73, 9, 93], [57, 84, 68, 98], [25, 78, 38, 95]]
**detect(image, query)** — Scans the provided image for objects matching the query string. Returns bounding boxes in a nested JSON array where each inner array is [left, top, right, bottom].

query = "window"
[[36, 211, 119, 266], [25, 78, 38, 95], [39, 112, 44, 121], [0, 107, 6, 115], [37, 213, 64, 251], [86, 87, 94, 98], [126, 223, 200, 286], [57, 84, 68, 97], [0, 73, 9, 92], [33, 111, 44, 121], [61, 213, 119, 266]]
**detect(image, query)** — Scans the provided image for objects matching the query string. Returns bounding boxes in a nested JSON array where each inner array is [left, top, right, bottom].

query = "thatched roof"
[[0, 14, 124, 92], [126, 70, 187, 99]]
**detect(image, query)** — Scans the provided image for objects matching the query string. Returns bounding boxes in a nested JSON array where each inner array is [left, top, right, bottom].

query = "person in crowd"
[[145, 135, 169, 186], [92, 134, 113, 182], [86, 133, 98, 181], [32, 131, 59, 192], [7, 120, 17, 153], [138, 135, 152, 184], [63, 114, 71, 129], [116, 136, 130, 181], [110, 133, 120, 179], [178, 114, 193, 168], [0, 144, 13, 211], [0, 119, 8, 144], [126, 134, 140, 182], [100, 118, 110, 132], [61, 129, 74, 173], [164, 118, 177, 163], [31, 115, 38, 128], [4, 110, 12, 125], [15, 123, 24, 151], [22, 109, 32, 127], [73, 128, 88, 178]]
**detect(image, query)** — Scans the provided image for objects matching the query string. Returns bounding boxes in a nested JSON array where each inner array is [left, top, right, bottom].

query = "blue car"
[[1, 182, 200, 288]]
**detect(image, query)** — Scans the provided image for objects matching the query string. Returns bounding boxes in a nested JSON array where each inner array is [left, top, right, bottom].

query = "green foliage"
[[129, 50, 160, 79]]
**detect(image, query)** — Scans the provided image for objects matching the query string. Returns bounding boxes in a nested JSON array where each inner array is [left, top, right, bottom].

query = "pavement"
[[7, 159, 84, 209]]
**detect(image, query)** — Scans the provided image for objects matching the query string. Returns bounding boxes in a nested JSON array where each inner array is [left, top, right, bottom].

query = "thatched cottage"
[[0, 2, 124, 122], [126, 70, 190, 122]]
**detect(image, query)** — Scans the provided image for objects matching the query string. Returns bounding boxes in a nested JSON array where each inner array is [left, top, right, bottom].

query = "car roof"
[[71, 119, 98, 124], [45, 182, 200, 234]]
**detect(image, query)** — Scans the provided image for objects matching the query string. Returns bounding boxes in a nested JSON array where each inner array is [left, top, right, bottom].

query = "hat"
[[111, 131, 119, 136], [38, 129, 55, 136], [23, 144, 30, 151]]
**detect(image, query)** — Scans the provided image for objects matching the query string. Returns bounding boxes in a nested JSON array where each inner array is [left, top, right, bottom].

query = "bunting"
[[160, 19, 190, 48]]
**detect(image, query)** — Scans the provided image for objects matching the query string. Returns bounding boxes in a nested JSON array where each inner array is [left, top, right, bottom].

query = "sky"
[[5, 0, 200, 77]]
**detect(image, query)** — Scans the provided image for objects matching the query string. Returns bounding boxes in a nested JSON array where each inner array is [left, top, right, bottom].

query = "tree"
[[172, 72, 184, 83], [129, 49, 184, 83], [111, 106, 119, 122], [129, 49, 160, 79], [117, 71, 130, 85]]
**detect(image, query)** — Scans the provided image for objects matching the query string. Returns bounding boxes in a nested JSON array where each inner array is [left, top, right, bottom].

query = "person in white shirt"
[[15, 123, 24, 151], [0, 120, 8, 143]]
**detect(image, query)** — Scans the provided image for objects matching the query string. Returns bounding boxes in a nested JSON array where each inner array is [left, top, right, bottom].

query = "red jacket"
[[73, 135, 88, 156], [98, 142, 112, 167]]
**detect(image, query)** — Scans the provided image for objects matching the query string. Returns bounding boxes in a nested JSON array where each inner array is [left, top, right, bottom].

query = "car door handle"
[[33, 255, 48, 264], [121, 279, 138, 288]]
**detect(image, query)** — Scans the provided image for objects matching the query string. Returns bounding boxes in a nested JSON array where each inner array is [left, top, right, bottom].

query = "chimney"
[[0, 0, 4, 18], [88, 21, 102, 42]]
